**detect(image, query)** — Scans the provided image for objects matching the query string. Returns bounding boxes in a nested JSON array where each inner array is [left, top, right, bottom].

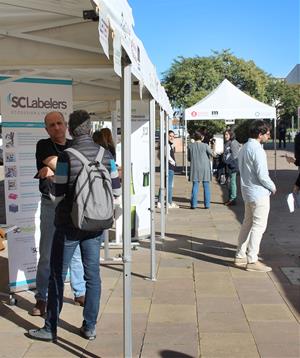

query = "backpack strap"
[[65, 147, 89, 165], [95, 146, 105, 164], [66, 147, 105, 165]]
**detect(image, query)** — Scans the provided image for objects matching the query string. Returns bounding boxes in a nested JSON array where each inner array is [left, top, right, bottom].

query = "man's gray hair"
[[68, 110, 92, 137]]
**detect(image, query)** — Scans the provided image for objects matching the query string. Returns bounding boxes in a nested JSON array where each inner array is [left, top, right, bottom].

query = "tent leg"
[[121, 59, 132, 358], [160, 109, 165, 239], [149, 99, 156, 281], [274, 117, 277, 182], [185, 118, 188, 179], [165, 116, 169, 214]]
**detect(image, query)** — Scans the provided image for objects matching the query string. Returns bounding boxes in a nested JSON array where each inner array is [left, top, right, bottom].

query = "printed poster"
[[0, 76, 72, 292]]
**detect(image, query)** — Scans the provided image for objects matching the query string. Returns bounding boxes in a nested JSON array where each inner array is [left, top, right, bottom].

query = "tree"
[[162, 50, 300, 135], [266, 80, 300, 127]]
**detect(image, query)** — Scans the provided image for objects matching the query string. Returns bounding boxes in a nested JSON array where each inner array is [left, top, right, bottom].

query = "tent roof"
[[185, 79, 276, 120], [0, 0, 172, 117], [286, 64, 300, 85]]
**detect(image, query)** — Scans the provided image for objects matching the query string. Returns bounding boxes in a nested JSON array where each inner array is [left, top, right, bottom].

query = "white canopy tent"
[[185, 79, 276, 120], [0, 0, 172, 117], [0, 1, 172, 356], [184, 79, 277, 176]]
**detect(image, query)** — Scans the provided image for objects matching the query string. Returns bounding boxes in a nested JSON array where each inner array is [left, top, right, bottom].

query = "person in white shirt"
[[235, 120, 276, 272]]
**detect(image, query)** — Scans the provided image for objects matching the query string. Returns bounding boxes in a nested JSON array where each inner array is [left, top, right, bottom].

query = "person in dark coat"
[[223, 129, 241, 206], [188, 129, 213, 209]]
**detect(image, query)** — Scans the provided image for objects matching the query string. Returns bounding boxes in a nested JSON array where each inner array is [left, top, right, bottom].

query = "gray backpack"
[[66, 147, 114, 232]]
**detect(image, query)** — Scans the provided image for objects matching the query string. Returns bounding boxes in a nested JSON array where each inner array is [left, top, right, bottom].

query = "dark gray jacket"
[[188, 141, 212, 182]]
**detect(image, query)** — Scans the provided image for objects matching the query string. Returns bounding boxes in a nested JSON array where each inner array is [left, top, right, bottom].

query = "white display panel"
[[115, 100, 151, 240], [0, 77, 72, 292]]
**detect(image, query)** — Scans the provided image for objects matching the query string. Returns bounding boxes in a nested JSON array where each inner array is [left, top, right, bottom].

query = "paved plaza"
[[0, 145, 299, 357]]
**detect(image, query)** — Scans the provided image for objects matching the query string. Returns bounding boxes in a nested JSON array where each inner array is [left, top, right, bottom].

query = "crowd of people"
[[158, 119, 297, 273], [23, 113, 296, 343]]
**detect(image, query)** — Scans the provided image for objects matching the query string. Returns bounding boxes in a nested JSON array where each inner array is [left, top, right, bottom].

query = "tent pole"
[[149, 99, 156, 280], [273, 117, 277, 181], [185, 117, 188, 179], [165, 115, 169, 214], [111, 110, 118, 145], [121, 58, 132, 358], [182, 117, 185, 173], [159, 108, 165, 239]]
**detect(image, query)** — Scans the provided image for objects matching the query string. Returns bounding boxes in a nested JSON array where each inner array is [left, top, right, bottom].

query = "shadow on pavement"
[[160, 350, 194, 358]]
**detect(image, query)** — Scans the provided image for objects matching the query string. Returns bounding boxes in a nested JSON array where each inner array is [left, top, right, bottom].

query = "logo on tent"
[[191, 111, 197, 117]]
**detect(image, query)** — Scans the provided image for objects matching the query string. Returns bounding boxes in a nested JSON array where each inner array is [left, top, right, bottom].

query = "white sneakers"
[[234, 257, 272, 272], [234, 257, 247, 267], [156, 202, 179, 209], [246, 261, 272, 272], [168, 202, 179, 209]]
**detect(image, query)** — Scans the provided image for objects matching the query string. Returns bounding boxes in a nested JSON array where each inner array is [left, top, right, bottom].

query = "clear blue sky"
[[128, 0, 299, 79]]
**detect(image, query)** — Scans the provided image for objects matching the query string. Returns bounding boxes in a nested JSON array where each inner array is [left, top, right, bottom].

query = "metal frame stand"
[[149, 99, 156, 281], [159, 109, 165, 239], [121, 57, 132, 358]]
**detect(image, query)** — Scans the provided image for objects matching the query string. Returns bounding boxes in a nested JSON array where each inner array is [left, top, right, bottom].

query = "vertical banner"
[[0, 77, 72, 292], [115, 100, 151, 240], [113, 32, 122, 77], [98, 14, 109, 58]]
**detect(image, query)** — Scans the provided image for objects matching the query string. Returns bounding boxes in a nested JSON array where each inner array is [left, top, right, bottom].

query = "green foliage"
[[187, 120, 226, 138], [266, 80, 300, 126], [234, 119, 254, 143], [234, 119, 273, 144], [163, 50, 300, 135]]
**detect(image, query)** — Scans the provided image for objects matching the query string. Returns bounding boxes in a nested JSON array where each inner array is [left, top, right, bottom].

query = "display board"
[[0, 77, 72, 292], [115, 100, 151, 240]]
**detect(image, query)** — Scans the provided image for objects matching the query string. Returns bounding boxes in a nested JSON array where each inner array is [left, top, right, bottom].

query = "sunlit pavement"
[[0, 144, 299, 357]]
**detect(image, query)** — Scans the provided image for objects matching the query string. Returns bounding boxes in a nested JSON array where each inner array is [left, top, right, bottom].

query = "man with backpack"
[[32, 111, 86, 316], [28, 110, 121, 342]]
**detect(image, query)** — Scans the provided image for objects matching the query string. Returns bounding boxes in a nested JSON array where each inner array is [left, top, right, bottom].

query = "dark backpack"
[[66, 147, 114, 232]]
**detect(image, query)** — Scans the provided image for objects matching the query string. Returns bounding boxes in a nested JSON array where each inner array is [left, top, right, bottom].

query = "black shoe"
[[190, 206, 196, 209], [30, 300, 46, 316], [80, 326, 96, 340], [28, 328, 57, 342]]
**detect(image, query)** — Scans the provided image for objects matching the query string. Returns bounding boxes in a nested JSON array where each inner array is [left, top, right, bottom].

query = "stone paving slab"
[[199, 332, 260, 358], [0, 148, 300, 357], [243, 303, 296, 321], [198, 311, 250, 333], [256, 343, 300, 358], [149, 303, 196, 324]]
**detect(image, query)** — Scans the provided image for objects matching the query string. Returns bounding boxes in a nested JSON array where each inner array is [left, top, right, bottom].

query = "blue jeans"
[[158, 169, 174, 205], [168, 169, 174, 204], [35, 197, 85, 301], [45, 228, 103, 332], [70, 246, 85, 298], [191, 181, 211, 208], [228, 172, 237, 201]]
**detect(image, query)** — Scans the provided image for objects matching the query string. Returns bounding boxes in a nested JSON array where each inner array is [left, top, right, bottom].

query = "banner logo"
[[7, 93, 67, 110]]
